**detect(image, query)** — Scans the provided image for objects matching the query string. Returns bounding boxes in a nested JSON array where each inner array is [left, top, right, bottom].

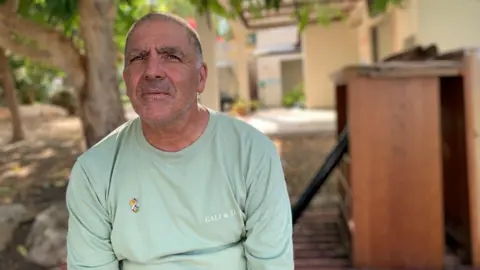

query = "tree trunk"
[[0, 47, 25, 143], [0, 0, 126, 148], [77, 0, 126, 148]]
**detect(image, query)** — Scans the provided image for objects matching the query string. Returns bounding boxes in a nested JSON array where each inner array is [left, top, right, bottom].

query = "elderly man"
[[65, 12, 294, 270]]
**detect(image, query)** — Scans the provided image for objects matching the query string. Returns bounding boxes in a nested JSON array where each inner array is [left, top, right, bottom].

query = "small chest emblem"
[[129, 198, 139, 213]]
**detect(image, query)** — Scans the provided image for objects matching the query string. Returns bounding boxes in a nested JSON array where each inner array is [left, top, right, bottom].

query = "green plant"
[[230, 99, 249, 116], [229, 99, 262, 116], [250, 100, 261, 112], [16, 85, 49, 105], [282, 83, 305, 108]]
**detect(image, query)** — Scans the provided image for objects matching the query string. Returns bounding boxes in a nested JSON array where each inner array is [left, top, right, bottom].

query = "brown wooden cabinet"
[[332, 49, 480, 269]]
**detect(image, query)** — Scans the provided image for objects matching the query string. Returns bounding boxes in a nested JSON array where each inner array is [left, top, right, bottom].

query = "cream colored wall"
[[416, 0, 480, 52], [216, 39, 253, 101], [375, 15, 394, 60], [256, 53, 301, 107], [218, 66, 237, 96], [302, 22, 359, 108], [391, 0, 418, 51], [254, 26, 300, 107], [281, 59, 303, 95], [354, 0, 418, 62], [196, 13, 219, 110], [216, 41, 236, 97], [356, 0, 480, 61], [357, 24, 372, 64], [255, 26, 298, 49], [216, 41, 235, 62]]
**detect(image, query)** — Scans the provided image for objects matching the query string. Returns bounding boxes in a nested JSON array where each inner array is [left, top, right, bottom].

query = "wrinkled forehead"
[[126, 19, 192, 53]]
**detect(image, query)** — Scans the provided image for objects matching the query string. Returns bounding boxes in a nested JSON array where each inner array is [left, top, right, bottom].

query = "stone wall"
[[269, 130, 340, 209]]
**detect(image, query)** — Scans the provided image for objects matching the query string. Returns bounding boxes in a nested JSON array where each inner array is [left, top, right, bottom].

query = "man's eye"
[[165, 54, 180, 61], [130, 55, 145, 62]]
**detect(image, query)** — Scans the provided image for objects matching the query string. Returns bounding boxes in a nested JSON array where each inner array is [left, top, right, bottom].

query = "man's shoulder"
[[68, 118, 139, 197], [212, 111, 277, 153], [76, 117, 138, 167]]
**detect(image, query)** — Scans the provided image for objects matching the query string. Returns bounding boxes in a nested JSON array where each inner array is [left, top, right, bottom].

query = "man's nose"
[[144, 55, 166, 80]]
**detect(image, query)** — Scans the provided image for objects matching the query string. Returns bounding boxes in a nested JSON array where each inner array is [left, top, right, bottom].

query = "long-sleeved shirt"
[[66, 109, 294, 269]]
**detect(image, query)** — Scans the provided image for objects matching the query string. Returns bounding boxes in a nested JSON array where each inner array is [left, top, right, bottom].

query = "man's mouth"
[[141, 92, 172, 99]]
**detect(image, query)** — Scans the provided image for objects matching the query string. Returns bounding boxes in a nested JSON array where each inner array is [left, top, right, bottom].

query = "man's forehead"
[[127, 20, 191, 48], [130, 19, 188, 40]]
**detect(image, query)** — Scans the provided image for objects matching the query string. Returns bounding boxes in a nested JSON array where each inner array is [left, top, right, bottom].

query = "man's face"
[[123, 19, 207, 124]]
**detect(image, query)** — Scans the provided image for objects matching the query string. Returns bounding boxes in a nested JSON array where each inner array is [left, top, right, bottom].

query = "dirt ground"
[[0, 114, 85, 269]]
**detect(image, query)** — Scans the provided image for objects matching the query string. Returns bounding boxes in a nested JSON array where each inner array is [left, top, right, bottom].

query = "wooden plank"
[[463, 48, 480, 266], [294, 207, 350, 270], [348, 76, 444, 269], [331, 60, 462, 85]]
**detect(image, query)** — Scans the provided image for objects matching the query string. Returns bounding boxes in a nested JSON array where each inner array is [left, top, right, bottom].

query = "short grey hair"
[[124, 12, 204, 66]]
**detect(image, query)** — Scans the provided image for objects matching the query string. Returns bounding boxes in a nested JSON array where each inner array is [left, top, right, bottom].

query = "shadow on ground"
[[0, 116, 84, 270]]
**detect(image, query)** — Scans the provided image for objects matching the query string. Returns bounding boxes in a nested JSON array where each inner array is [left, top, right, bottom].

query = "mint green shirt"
[[66, 110, 294, 269]]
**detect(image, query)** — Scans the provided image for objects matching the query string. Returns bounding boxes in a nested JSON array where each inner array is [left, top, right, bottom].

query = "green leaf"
[[247, 4, 263, 19], [297, 4, 312, 32], [229, 0, 242, 14], [208, 0, 233, 19], [314, 4, 346, 26], [370, 0, 403, 14], [371, 0, 388, 13], [16, 245, 28, 258]]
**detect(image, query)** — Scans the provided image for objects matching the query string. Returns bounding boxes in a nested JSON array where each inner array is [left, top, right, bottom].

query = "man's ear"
[[197, 62, 207, 94]]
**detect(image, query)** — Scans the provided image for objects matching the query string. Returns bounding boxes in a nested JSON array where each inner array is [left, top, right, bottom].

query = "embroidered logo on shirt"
[[129, 198, 139, 213], [204, 209, 237, 223]]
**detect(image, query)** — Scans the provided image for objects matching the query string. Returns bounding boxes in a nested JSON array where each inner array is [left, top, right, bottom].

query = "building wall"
[[217, 66, 237, 97], [417, 0, 480, 52], [356, 0, 480, 62], [216, 41, 235, 62], [375, 14, 395, 60], [253, 26, 301, 107], [216, 40, 257, 101], [255, 26, 298, 49], [255, 23, 359, 109], [302, 22, 359, 108], [256, 53, 302, 107], [281, 59, 303, 96], [391, 0, 419, 51]]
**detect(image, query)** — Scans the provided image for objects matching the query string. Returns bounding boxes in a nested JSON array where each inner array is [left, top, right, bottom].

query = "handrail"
[[291, 125, 349, 225]]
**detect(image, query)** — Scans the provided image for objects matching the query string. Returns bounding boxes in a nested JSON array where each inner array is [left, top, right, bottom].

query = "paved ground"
[[240, 108, 336, 135], [126, 107, 337, 135]]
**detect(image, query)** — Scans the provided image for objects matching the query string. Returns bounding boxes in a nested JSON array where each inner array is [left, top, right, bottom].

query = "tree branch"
[[0, 28, 51, 63], [0, 4, 85, 90]]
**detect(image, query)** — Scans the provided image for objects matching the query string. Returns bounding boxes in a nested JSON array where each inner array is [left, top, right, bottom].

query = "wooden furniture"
[[332, 48, 480, 269]]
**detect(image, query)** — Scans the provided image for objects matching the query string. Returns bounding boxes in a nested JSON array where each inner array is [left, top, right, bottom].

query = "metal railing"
[[291, 125, 349, 225]]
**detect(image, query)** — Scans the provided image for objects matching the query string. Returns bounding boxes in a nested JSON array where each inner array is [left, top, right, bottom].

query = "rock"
[[0, 203, 32, 252], [25, 202, 68, 268]]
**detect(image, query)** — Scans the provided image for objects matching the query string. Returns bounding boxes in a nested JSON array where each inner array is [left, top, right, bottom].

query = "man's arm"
[[66, 159, 119, 270], [243, 141, 294, 270]]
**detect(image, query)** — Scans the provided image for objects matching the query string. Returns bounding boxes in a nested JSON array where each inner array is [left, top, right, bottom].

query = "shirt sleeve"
[[66, 159, 120, 270], [243, 141, 295, 270]]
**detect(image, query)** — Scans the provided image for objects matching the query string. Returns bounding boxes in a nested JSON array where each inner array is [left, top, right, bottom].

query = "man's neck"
[[141, 104, 210, 152]]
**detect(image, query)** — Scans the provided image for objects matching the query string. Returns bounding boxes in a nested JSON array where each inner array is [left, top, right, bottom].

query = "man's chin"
[[139, 113, 175, 125]]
